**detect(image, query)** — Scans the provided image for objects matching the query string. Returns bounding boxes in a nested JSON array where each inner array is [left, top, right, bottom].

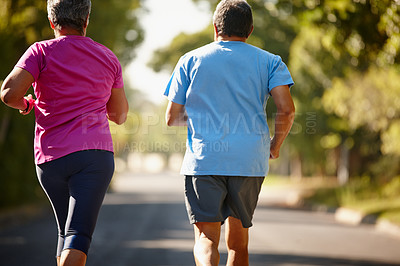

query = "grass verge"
[[302, 176, 400, 226]]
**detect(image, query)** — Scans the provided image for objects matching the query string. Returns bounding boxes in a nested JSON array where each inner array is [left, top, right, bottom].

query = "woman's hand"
[[19, 94, 36, 115]]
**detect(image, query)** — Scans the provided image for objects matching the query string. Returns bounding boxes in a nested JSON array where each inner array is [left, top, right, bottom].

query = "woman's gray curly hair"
[[47, 0, 91, 34]]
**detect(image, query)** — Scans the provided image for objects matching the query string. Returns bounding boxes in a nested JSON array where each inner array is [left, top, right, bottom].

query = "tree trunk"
[[338, 142, 349, 185], [290, 153, 302, 180]]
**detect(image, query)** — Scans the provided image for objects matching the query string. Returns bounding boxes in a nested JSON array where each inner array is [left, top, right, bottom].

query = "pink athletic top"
[[15, 35, 124, 164]]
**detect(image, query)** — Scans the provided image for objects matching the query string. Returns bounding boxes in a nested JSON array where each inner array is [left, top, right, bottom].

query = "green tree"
[[287, 0, 400, 180], [0, 0, 52, 208], [88, 0, 144, 65]]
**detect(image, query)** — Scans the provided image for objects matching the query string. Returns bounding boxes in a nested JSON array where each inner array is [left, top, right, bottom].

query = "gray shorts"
[[184, 175, 265, 228]]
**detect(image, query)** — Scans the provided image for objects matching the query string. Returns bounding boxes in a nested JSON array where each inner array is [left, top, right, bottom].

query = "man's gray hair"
[[47, 0, 91, 34]]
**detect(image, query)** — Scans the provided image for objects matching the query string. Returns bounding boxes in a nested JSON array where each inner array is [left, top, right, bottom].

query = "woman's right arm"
[[106, 87, 129, 125], [1, 67, 35, 113]]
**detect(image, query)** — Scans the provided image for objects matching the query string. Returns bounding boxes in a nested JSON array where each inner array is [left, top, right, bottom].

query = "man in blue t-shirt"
[[164, 0, 295, 265]]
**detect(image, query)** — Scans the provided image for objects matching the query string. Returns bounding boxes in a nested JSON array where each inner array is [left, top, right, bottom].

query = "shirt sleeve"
[[163, 56, 190, 105], [268, 55, 294, 93], [15, 43, 44, 81], [112, 60, 124, 88]]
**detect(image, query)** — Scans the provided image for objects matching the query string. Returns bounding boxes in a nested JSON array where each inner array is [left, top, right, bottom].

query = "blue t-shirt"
[[164, 41, 294, 176]]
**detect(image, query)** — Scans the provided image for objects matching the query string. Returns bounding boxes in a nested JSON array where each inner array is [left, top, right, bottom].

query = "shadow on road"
[[1, 172, 400, 265], [249, 253, 400, 266]]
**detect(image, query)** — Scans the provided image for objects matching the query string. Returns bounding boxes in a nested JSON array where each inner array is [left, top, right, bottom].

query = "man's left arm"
[[270, 85, 295, 159], [165, 101, 187, 126]]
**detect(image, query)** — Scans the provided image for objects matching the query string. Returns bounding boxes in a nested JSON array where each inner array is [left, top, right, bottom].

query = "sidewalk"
[[259, 181, 400, 239]]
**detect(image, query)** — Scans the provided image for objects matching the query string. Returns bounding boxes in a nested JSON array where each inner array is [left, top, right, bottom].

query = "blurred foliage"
[[0, 0, 51, 208], [87, 0, 144, 65], [0, 0, 144, 208], [150, 0, 400, 183], [323, 66, 400, 157], [288, 0, 400, 180]]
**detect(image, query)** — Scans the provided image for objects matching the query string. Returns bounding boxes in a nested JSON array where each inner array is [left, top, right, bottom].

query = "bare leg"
[[225, 216, 249, 266], [193, 222, 221, 266], [57, 256, 61, 266], [60, 249, 87, 266]]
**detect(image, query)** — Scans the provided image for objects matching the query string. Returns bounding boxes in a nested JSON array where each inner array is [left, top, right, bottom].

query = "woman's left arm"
[[106, 87, 129, 125], [1, 67, 35, 114]]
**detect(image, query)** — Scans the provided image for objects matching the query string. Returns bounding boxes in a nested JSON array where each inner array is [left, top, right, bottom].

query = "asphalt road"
[[1, 171, 400, 266]]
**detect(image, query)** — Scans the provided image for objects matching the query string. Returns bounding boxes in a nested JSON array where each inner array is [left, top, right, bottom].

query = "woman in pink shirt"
[[0, 0, 129, 265]]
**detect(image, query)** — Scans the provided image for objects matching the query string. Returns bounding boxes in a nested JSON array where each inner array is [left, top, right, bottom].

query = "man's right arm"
[[270, 85, 295, 159]]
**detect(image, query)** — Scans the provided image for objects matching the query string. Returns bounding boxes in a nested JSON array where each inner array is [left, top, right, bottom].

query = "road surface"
[[0, 171, 399, 266]]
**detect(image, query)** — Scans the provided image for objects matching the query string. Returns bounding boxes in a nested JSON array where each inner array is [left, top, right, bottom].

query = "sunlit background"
[[1, 0, 400, 235]]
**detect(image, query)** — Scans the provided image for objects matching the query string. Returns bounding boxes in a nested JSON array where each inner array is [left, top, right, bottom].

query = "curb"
[[334, 207, 400, 239], [259, 187, 400, 239], [335, 207, 377, 225], [299, 200, 400, 239], [376, 220, 400, 239]]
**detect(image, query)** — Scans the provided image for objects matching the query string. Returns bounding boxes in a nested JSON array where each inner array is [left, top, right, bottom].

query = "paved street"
[[1, 171, 400, 266]]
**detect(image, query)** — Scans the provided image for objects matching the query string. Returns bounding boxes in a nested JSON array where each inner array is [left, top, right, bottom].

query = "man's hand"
[[270, 138, 280, 159]]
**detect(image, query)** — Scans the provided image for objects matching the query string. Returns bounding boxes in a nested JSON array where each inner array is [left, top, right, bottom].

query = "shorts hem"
[[189, 215, 253, 228]]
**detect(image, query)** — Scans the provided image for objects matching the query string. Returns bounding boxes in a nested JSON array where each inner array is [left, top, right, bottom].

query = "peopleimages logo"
[[305, 112, 317, 134], [288, 112, 318, 135], [80, 111, 318, 136], [81, 141, 229, 154]]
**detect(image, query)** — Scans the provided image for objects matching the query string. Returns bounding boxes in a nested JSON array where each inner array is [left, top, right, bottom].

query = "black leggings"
[[36, 150, 114, 257]]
